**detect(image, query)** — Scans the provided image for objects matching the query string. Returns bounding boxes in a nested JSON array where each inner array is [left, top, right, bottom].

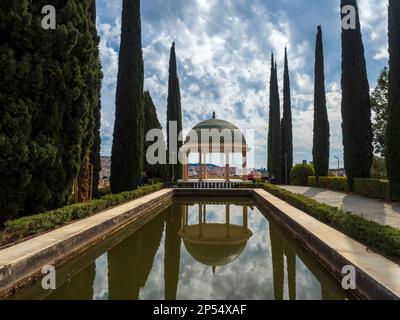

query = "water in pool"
[[8, 198, 353, 300]]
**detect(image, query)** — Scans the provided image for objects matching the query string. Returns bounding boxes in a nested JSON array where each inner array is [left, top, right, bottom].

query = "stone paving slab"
[[280, 186, 400, 229], [253, 189, 400, 299]]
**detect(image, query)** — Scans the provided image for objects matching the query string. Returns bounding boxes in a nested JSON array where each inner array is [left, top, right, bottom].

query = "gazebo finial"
[[212, 111, 216, 119]]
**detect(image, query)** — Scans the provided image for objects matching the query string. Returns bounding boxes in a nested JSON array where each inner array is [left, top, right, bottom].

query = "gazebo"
[[180, 112, 250, 188], [178, 202, 253, 273]]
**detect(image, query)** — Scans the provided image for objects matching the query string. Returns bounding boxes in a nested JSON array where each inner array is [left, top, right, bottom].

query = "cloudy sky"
[[96, 0, 389, 169]]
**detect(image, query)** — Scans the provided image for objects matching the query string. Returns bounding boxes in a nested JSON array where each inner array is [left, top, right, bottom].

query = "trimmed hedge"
[[290, 164, 315, 186], [308, 176, 349, 192], [354, 178, 391, 201], [262, 183, 400, 258], [1, 183, 164, 245], [308, 176, 392, 201]]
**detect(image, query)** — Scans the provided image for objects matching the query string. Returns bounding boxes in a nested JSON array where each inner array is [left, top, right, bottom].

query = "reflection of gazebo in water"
[[178, 202, 253, 272], [180, 112, 250, 188]]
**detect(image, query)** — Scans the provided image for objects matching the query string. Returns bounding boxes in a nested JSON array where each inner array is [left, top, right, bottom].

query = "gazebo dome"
[[179, 224, 252, 267], [184, 113, 247, 146]]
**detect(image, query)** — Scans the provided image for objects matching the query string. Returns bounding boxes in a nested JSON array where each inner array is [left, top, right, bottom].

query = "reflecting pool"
[[8, 198, 353, 300]]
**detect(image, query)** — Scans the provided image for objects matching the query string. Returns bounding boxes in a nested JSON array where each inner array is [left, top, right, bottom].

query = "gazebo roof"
[[179, 224, 252, 267], [183, 113, 248, 151]]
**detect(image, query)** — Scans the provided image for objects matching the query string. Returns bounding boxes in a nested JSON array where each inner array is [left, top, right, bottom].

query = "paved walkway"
[[280, 186, 400, 229]]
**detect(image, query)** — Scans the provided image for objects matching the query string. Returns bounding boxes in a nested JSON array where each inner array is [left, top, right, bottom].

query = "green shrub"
[[262, 183, 400, 258], [308, 176, 349, 192], [354, 178, 391, 201], [2, 183, 164, 245], [290, 164, 315, 186]]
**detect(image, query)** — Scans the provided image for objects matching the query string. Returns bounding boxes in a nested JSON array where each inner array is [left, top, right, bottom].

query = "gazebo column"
[[203, 153, 208, 179], [243, 206, 248, 230], [242, 150, 247, 180], [199, 152, 203, 182], [183, 151, 189, 182], [225, 204, 231, 237], [225, 152, 230, 182]]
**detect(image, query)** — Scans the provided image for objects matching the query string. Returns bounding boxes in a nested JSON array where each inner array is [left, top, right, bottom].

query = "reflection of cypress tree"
[[48, 263, 96, 300], [269, 225, 284, 300], [284, 246, 296, 300], [108, 213, 164, 300], [164, 204, 183, 300]]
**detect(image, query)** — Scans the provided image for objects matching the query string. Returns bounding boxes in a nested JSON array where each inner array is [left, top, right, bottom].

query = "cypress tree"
[[340, 0, 373, 190], [281, 48, 293, 184], [0, 1, 32, 222], [89, 0, 103, 196], [267, 54, 281, 184], [166, 42, 183, 180], [0, 1, 102, 219], [312, 26, 330, 178], [77, 0, 103, 201], [111, 0, 144, 193], [144, 90, 167, 178], [387, 0, 400, 200]]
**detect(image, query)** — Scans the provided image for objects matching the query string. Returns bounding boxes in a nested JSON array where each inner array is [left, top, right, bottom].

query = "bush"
[[354, 178, 391, 201], [1, 183, 165, 245], [262, 183, 400, 258], [290, 164, 315, 186], [308, 176, 349, 192]]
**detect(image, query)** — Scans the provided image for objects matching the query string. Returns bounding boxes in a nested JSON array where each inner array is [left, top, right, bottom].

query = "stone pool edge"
[[0, 189, 174, 298]]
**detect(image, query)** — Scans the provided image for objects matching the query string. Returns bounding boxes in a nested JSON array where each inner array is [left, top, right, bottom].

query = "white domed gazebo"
[[180, 112, 250, 188]]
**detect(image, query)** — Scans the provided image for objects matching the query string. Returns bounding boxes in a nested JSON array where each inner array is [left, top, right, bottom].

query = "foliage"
[[111, 0, 144, 193], [308, 176, 349, 192], [371, 67, 389, 157], [262, 183, 400, 258], [0, 1, 102, 222], [387, 0, 400, 200], [371, 156, 387, 179], [143, 91, 167, 179], [340, 0, 373, 190], [354, 178, 391, 201], [166, 42, 183, 180], [290, 164, 315, 186], [1, 183, 164, 246], [268, 54, 282, 183], [312, 26, 330, 177], [281, 48, 293, 184]]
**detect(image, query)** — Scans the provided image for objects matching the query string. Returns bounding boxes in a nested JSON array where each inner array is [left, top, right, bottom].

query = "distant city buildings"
[[188, 164, 237, 178]]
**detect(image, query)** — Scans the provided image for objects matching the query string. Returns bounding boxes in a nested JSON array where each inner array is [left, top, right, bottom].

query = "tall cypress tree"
[[267, 54, 281, 183], [0, 1, 101, 219], [89, 0, 103, 196], [281, 48, 293, 185], [111, 0, 144, 194], [0, 1, 32, 222], [144, 90, 167, 178], [340, 0, 373, 190], [387, 0, 400, 200], [313, 26, 330, 178], [166, 42, 183, 180]]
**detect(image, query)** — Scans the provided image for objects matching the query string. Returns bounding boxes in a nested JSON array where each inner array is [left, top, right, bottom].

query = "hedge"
[[308, 176, 392, 201], [290, 164, 315, 186], [308, 176, 349, 192], [354, 178, 391, 201], [0, 183, 165, 246], [262, 183, 400, 258]]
